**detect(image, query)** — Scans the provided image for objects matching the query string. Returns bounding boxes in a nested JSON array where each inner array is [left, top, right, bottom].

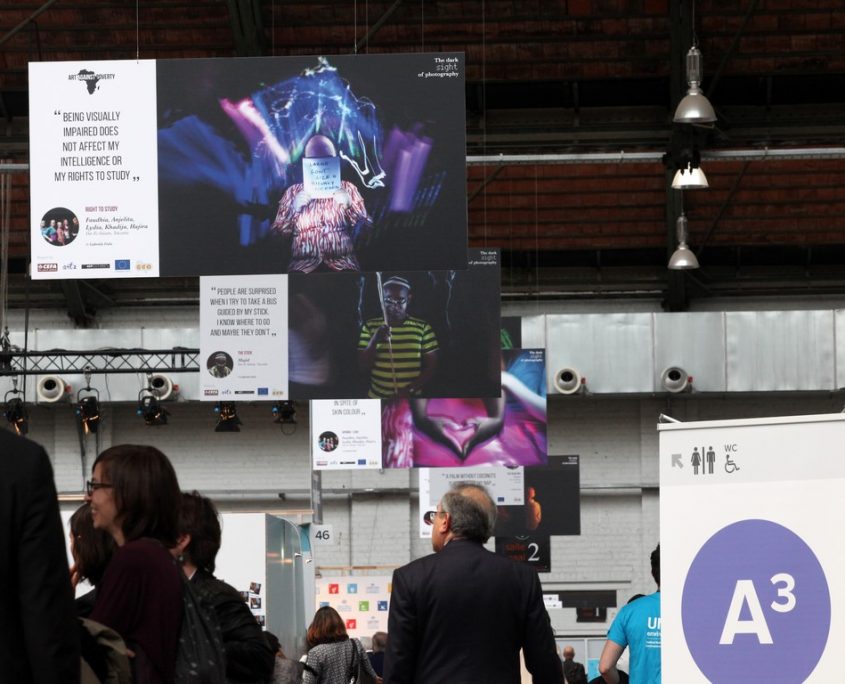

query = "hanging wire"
[[481, 0, 487, 247], [271, 0, 275, 56], [691, 0, 698, 47], [135, 0, 140, 60], [534, 169, 540, 313], [0, 163, 9, 334], [420, 0, 424, 50], [353, 0, 357, 53]]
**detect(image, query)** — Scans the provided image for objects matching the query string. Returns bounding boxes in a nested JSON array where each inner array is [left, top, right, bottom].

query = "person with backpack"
[[87, 445, 185, 683], [175, 491, 274, 684]]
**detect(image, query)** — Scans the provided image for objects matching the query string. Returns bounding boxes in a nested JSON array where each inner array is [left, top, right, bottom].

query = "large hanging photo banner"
[[199, 274, 288, 401], [660, 414, 845, 683], [382, 347, 546, 467], [288, 248, 501, 401], [30, 53, 467, 279], [29, 60, 160, 278]]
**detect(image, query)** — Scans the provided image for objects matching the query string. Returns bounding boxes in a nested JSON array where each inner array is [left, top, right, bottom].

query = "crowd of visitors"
[[1, 430, 660, 683]]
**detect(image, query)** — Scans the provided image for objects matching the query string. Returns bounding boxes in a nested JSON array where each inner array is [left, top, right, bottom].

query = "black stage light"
[[272, 400, 296, 424], [3, 395, 28, 435], [137, 392, 169, 426], [272, 400, 297, 435], [214, 402, 241, 432], [75, 390, 101, 434]]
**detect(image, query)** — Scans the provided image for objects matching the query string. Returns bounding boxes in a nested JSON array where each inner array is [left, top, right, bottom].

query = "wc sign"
[[659, 414, 845, 683]]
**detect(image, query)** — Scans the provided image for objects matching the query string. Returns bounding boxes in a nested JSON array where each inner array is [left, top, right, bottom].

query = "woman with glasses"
[[302, 606, 381, 684], [85, 444, 184, 684]]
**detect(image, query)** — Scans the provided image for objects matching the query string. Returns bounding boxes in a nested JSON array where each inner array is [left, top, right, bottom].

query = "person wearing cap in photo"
[[209, 352, 232, 378], [358, 276, 439, 398], [272, 134, 372, 273]]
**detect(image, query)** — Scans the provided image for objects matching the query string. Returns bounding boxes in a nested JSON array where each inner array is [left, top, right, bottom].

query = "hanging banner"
[[289, 248, 501, 401], [199, 274, 288, 401], [310, 399, 382, 470], [30, 52, 467, 278], [493, 455, 581, 537], [382, 347, 544, 467], [29, 60, 160, 278], [660, 413, 845, 683]]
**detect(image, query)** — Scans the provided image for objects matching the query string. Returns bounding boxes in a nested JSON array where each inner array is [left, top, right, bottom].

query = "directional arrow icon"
[[671, 453, 683, 469]]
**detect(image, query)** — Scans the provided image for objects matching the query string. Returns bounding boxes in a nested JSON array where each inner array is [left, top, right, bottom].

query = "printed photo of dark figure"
[[494, 455, 582, 537], [156, 53, 467, 276], [288, 249, 501, 401], [381, 348, 547, 468]]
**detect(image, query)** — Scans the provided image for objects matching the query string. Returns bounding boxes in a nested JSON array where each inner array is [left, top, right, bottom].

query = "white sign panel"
[[426, 467, 525, 506], [199, 274, 288, 401], [315, 575, 391, 639], [310, 524, 337, 547], [310, 399, 381, 470], [418, 467, 525, 538], [29, 60, 160, 278], [660, 413, 845, 683]]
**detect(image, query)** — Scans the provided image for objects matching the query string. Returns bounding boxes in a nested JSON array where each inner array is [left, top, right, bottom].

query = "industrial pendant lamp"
[[668, 213, 700, 270], [673, 45, 717, 125], [672, 163, 709, 189]]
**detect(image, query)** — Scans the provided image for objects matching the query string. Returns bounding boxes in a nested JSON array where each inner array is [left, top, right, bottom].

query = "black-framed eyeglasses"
[[86, 480, 114, 496], [384, 297, 408, 306]]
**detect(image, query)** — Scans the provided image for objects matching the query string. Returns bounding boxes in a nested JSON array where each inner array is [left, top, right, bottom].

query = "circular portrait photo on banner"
[[318, 431, 339, 452], [207, 351, 234, 378], [39, 207, 80, 247]]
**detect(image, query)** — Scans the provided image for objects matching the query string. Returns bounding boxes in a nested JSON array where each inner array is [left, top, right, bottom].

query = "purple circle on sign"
[[682, 519, 830, 683]]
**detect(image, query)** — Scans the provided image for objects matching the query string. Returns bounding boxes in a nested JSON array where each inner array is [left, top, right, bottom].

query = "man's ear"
[[438, 511, 450, 534]]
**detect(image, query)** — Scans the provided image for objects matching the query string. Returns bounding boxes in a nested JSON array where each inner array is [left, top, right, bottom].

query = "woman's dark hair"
[[69, 503, 117, 586], [306, 606, 349, 649], [93, 444, 181, 546], [178, 491, 222, 574]]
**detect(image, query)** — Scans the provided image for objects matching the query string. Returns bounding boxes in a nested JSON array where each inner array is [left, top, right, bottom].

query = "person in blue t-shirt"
[[599, 545, 661, 684]]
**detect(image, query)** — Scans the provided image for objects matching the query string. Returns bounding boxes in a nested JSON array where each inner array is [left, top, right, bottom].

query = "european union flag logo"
[[257, 387, 269, 396], [357, 459, 366, 465], [114, 259, 130, 270]]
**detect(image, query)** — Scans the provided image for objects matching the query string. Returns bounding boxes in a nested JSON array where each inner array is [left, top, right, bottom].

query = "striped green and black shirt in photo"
[[358, 316, 438, 398]]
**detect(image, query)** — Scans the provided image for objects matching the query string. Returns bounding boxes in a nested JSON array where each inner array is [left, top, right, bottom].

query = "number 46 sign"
[[311, 524, 337, 546], [682, 519, 831, 683]]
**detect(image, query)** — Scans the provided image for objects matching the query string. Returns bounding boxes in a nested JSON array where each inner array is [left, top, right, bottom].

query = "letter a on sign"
[[719, 579, 773, 645]]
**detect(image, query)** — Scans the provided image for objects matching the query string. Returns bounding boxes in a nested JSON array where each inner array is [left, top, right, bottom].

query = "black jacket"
[[384, 538, 562, 684], [192, 569, 275, 683], [0, 431, 80, 683]]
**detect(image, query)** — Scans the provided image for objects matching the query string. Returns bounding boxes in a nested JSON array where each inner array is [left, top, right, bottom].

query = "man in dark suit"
[[0, 429, 80, 683], [384, 483, 562, 683]]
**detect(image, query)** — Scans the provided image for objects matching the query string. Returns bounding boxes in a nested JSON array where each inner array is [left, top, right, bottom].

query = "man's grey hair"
[[440, 483, 497, 543]]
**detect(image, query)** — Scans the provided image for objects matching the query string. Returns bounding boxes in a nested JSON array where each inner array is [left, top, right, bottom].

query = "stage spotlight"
[[272, 401, 297, 435], [75, 390, 101, 435], [137, 391, 169, 426], [272, 401, 297, 424], [3, 395, 28, 435], [214, 402, 241, 432]]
